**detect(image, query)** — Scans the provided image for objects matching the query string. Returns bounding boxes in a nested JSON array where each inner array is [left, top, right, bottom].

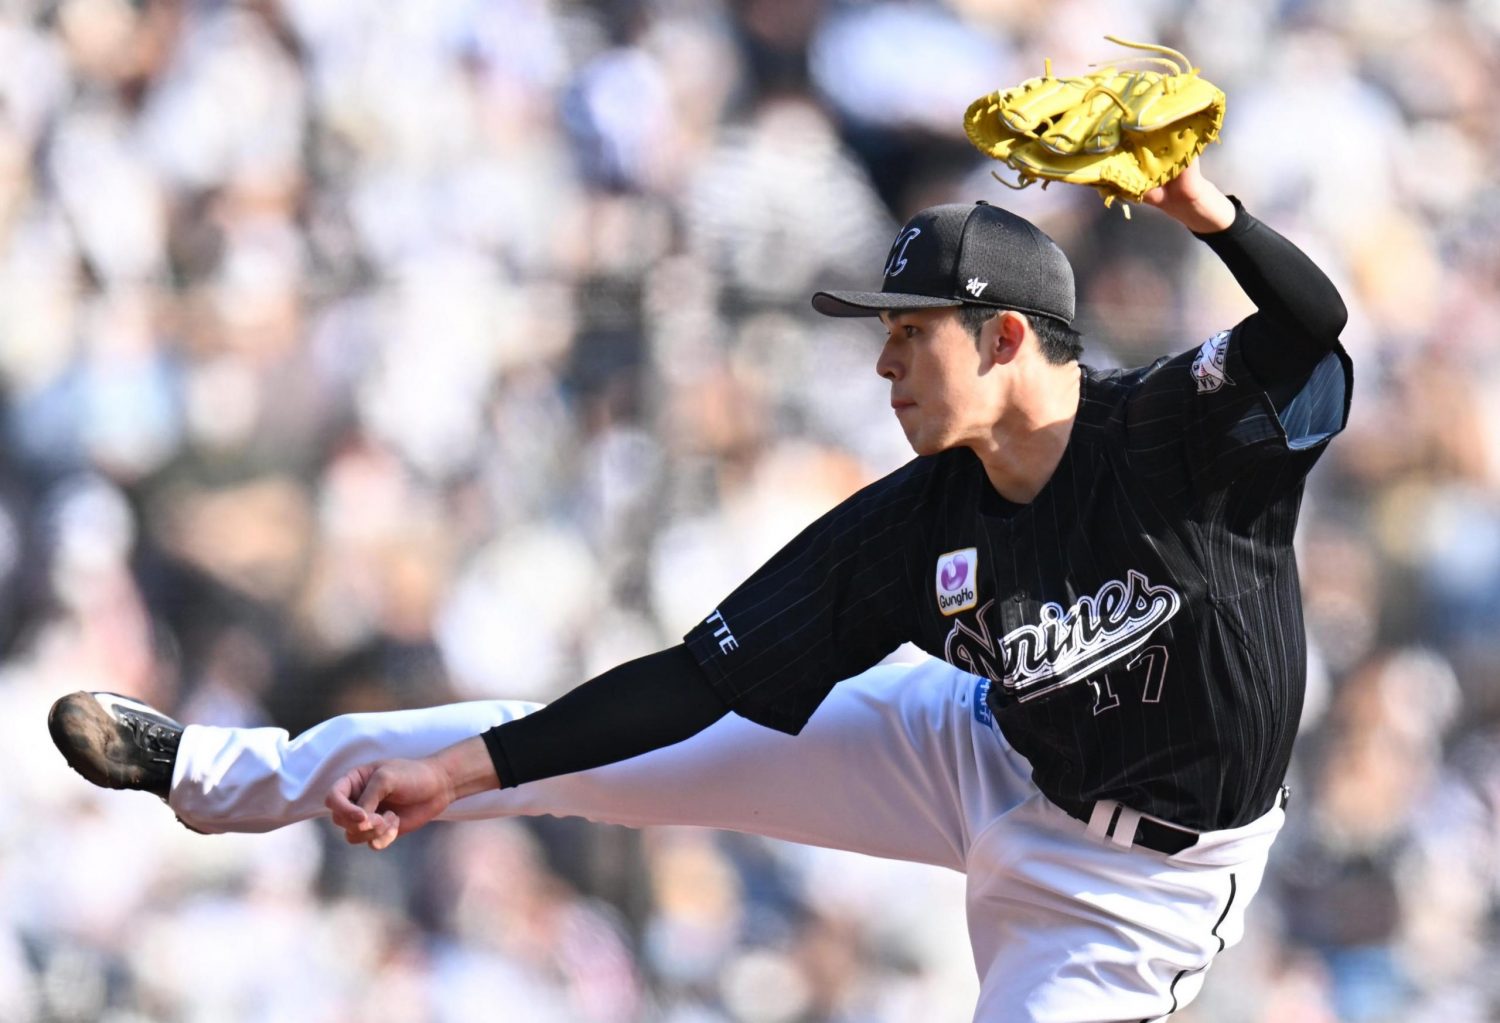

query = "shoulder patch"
[[1190, 330, 1234, 394]]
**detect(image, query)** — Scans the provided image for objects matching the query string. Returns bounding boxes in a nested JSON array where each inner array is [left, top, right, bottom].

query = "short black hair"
[[956, 305, 1083, 365]]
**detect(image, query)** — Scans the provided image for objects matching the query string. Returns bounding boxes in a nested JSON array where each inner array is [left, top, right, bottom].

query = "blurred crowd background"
[[2, 0, 1498, 1020]]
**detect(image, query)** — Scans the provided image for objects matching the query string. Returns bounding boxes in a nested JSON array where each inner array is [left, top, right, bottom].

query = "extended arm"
[[481, 645, 727, 786], [327, 645, 727, 848]]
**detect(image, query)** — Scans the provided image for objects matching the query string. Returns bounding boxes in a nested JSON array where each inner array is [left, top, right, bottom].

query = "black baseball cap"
[[811, 201, 1075, 324]]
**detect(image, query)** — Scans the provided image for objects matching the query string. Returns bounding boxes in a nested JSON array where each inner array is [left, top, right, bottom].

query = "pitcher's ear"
[[989, 310, 1029, 364]]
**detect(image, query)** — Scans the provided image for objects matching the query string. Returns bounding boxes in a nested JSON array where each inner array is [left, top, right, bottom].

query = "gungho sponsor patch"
[[1191, 329, 1234, 394], [935, 548, 979, 616]]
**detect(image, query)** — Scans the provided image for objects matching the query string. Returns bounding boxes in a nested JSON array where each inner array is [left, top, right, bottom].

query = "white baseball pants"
[[169, 658, 1283, 1023]]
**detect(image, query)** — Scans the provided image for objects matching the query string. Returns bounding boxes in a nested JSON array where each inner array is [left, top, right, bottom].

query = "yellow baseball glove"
[[964, 37, 1224, 212]]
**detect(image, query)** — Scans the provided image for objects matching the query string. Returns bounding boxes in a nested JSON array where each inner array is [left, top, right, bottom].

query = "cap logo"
[[883, 227, 921, 278], [965, 277, 989, 297]]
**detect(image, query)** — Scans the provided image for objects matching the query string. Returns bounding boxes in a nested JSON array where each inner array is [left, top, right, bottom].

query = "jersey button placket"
[[997, 589, 1026, 632]]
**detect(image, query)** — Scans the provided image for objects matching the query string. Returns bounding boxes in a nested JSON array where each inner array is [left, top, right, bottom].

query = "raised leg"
[[172, 659, 1023, 871]]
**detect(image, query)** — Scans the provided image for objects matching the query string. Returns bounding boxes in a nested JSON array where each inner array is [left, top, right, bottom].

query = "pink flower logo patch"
[[935, 548, 978, 616]]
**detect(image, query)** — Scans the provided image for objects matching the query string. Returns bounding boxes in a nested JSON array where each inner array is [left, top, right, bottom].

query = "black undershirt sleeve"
[[1193, 197, 1348, 395], [480, 644, 728, 788]]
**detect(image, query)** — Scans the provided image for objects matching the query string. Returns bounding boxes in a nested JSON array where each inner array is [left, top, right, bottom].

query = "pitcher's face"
[[876, 308, 1001, 456]]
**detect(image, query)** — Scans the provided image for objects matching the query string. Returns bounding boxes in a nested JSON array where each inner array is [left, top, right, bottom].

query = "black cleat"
[[48, 692, 183, 800]]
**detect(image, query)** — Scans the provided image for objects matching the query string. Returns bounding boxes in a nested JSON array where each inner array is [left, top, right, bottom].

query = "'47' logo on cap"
[[935, 548, 978, 616]]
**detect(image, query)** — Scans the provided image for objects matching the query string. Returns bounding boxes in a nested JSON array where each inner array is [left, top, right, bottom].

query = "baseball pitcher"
[[51, 119, 1350, 1020]]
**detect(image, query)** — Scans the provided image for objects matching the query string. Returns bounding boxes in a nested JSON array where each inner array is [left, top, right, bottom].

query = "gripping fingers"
[[328, 761, 412, 850], [356, 766, 396, 817], [327, 791, 372, 833], [341, 809, 399, 847], [370, 811, 400, 851], [326, 765, 379, 832]]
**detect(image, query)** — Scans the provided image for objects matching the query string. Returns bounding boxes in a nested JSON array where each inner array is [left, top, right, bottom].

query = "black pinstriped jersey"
[[685, 325, 1352, 832]]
